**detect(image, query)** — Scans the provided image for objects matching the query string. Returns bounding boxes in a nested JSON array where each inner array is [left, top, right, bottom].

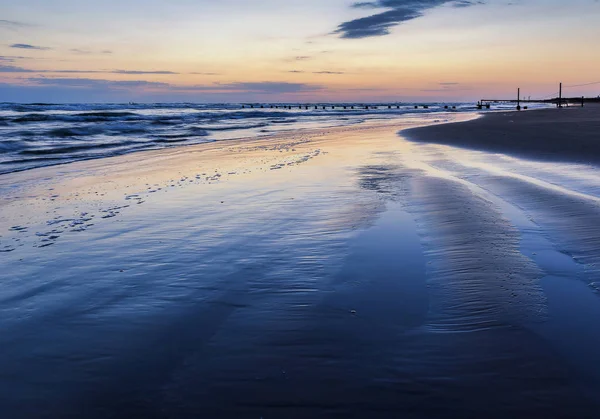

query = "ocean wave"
[[155, 129, 210, 139], [12, 114, 55, 123], [20, 140, 142, 155], [47, 127, 104, 137], [196, 123, 269, 131], [0, 101, 553, 175], [228, 111, 292, 119], [153, 137, 198, 144], [74, 111, 139, 118], [11, 112, 158, 124], [270, 119, 296, 124], [151, 119, 180, 126], [0, 140, 24, 152]]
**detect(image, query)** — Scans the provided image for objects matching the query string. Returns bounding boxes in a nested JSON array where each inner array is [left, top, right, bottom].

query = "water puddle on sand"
[[416, 141, 600, 402], [398, 138, 600, 412], [323, 201, 428, 334], [501, 200, 600, 398]]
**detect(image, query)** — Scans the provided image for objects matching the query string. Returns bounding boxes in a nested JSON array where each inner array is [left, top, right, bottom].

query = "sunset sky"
[[1, 0, 599, 102]]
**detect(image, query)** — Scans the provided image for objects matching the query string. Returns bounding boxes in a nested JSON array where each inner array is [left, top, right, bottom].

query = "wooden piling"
[[558, 83, 562, 108]]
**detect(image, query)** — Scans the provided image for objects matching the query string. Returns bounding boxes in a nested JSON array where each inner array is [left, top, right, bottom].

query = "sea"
[[0, 102, 549, 175]]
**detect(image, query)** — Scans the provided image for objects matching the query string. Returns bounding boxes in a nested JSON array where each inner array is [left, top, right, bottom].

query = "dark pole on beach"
[[582, 96, 585, 107], [558, 82, 563, 108], [517, 88, 521, 110]]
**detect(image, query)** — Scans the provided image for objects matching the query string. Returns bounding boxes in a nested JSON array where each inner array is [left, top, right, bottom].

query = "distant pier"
[[240, 103, 456, 111]]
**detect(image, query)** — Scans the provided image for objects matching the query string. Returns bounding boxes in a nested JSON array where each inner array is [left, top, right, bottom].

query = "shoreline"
[[0, 102, 500, 177], [0, 112, 476, 200], [403, 105, 600, 165]]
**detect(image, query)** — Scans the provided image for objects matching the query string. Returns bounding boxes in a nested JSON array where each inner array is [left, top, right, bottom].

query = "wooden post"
[[517, 88, 521, 110], [558, 82, 562, 108]]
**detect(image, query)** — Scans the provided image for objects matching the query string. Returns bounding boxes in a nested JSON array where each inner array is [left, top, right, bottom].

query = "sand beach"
[[1, 108, 600, 418]]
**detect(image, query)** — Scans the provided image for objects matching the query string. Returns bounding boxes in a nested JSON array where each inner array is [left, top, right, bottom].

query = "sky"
[[1, 0, 599, 103]]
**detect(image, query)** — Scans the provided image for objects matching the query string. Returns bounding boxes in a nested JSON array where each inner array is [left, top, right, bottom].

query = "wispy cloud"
[[19, 77, 322, 95], [313, 71, 345, 75], [0, 20, 29, 30], [285, 56, 312, 62], [113, 70, 179, 75], [200, 81, 323, 94], [0, 56, 29, 63], [69, 48, 112, 55], [70, 49, 92, 55], [27, 77, 169, 89], [0, 79, 328, 103], [0, 64, 180, 74], [335, 0, 484, 39], [10, 43, 50, 50], [0, 65, 89, 73], [0, 64, 34, 73], [288, 70, 345, 75], [421, 82, 471, 92]]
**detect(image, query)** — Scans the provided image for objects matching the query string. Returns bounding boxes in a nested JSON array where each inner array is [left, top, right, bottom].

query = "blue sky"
[[1, 0, 599, 102]]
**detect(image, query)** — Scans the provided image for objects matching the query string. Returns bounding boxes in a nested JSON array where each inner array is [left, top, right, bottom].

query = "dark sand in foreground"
[[404, 105, 600, 165]]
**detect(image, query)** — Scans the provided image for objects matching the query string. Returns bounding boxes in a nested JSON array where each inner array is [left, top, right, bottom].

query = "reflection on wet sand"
[[1, 112, 600, 418]]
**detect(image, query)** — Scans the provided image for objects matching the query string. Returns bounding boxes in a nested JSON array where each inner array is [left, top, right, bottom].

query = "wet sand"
[[2, 112, 600, 418], [404, 105, 600, 164]]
